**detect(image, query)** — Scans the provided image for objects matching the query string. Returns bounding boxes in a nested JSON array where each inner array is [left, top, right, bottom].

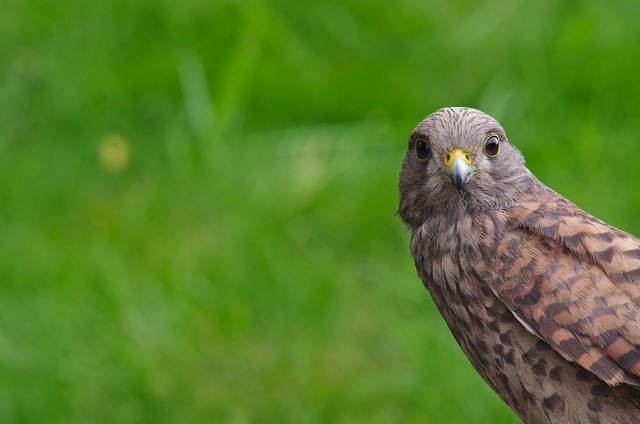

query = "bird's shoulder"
[[505, 182, 640, 285]]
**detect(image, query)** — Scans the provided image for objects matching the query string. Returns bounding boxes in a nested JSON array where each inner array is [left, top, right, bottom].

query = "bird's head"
[[398, 107, 531, 228]]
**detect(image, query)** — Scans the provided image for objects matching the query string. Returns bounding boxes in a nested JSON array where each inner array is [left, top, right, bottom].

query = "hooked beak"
[[442, 148, 477, 191]]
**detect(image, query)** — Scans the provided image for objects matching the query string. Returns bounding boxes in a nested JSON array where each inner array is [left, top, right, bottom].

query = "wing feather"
[[491, 185, 640, 387]]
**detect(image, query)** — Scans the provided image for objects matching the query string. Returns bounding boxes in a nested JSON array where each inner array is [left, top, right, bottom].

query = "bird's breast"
[[411, 212, 500, 295]]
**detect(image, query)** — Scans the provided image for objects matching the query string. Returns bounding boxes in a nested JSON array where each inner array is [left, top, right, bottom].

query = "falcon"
[[397, 107, 640, 423]]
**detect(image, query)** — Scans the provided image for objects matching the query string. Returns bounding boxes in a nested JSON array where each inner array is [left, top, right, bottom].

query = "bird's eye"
[[415, 139, 431, 160], [484, 135, 500, 157]]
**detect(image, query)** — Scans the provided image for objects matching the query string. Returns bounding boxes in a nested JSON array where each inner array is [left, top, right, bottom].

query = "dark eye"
[[415, 139, 431, 160], [484, 135, 500, 157]]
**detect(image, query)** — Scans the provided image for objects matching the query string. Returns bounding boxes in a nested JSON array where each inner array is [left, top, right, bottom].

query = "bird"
[[397, 107, 640, 423]]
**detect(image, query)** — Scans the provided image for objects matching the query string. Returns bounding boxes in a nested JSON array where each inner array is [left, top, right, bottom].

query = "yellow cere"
[[443, 148, 473, 167]]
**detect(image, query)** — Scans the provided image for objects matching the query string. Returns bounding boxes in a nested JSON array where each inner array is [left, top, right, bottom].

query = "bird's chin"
[[445, 179, 472, 197]]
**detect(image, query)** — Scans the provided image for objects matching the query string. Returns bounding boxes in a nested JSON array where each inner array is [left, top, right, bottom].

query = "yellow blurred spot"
[[443, 148, 473, 167], [99, 134, 131, 173]]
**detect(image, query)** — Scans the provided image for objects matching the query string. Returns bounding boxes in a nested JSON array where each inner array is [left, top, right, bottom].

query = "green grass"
[[3, 0, 640, 422]]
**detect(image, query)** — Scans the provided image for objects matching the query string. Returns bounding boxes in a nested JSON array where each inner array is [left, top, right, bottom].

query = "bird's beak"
[[442, 148, 477, 191]]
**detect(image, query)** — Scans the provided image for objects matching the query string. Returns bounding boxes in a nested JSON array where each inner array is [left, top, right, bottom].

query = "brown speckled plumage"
[[398, 107, 640, 423]]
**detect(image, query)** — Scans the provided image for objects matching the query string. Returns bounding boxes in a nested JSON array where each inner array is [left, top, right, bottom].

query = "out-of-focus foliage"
[[2, 0, 640, 422]]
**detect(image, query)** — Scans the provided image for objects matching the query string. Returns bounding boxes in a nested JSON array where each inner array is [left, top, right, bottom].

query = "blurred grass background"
[[2, 0, 640, 422]]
